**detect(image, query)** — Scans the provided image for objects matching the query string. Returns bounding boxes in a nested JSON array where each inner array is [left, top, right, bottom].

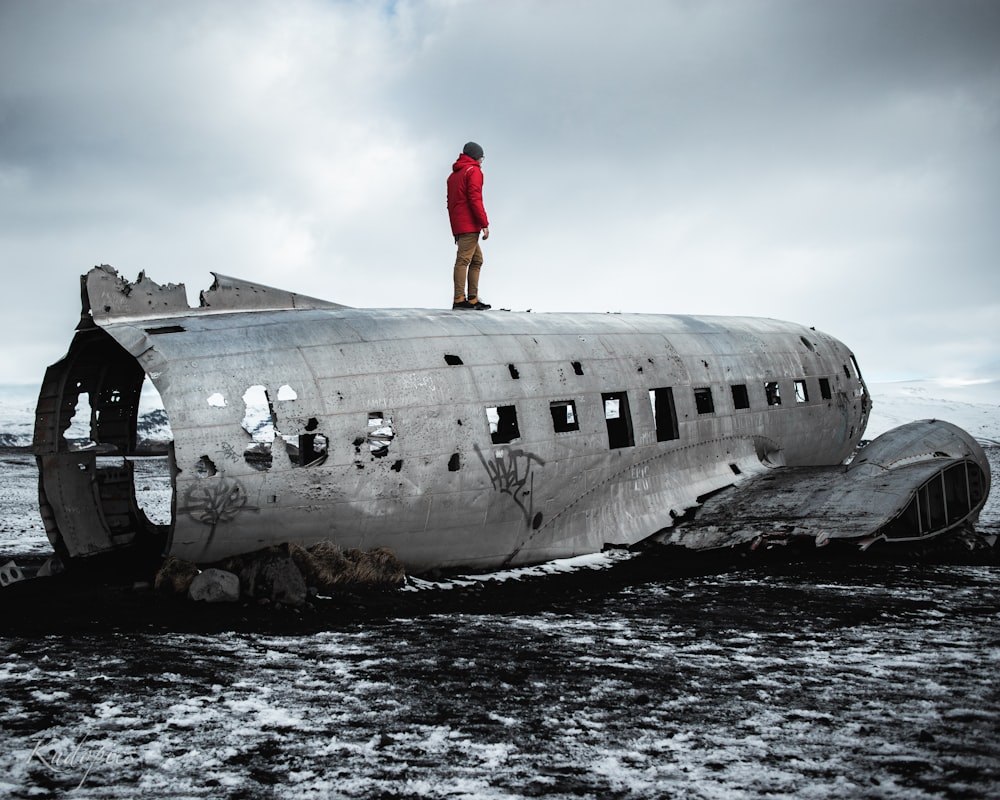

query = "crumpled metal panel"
[[84, 265, 347, 324], [671, 419, 991, 550], [82, 265, 189, 321]]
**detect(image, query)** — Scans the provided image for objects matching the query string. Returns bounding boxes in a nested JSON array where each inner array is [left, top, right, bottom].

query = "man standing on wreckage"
[[448, 141, 492, 310]]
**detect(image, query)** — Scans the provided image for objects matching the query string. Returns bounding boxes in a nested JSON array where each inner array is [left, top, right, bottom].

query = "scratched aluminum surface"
[[34, 268, 871, 570]]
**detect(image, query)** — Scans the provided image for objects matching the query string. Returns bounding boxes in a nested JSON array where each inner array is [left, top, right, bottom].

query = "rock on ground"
[[188, 568, 240, 603]]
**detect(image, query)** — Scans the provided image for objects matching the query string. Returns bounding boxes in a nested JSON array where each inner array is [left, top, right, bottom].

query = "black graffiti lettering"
[[474, 444, 545, 524]]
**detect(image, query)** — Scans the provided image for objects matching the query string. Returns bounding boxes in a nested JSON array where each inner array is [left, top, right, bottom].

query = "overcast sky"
[[1, 0, 997, 387]]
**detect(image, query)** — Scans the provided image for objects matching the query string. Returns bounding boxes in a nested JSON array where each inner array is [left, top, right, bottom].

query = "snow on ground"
[[1, 566, 998, 799], [0, 449, 47, 556], [1, 380, 999, 798]]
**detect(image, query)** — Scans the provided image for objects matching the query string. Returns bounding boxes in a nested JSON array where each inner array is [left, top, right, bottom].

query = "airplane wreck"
[[32, 266, 992, 575]]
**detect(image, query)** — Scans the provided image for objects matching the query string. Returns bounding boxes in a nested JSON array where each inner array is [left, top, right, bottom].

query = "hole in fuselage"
[[37, 329, 175, 561]]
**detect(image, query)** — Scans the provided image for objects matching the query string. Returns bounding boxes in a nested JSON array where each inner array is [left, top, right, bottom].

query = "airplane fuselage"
[[34, 268, 873, 572]]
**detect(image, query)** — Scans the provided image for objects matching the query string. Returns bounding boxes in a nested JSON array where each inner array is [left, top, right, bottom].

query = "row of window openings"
[[490, 390, 670, 450], [490, 377, 835, 450], [242, 375, 836, 465], [451, 356, 844, 447], [222, 374, 838, 470], [713, 377, 832, 412]]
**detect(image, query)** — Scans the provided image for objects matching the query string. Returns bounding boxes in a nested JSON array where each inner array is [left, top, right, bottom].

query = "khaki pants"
[[453, 232, 483, 303]]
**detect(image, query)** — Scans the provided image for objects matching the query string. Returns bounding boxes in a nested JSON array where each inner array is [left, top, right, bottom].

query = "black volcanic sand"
[[2, 540, 997, 636], [1, 559, 998, 799], [1, 445, 998, 799]]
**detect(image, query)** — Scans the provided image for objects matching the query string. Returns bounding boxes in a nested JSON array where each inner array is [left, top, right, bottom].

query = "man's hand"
[[482, 227, 490, 240]]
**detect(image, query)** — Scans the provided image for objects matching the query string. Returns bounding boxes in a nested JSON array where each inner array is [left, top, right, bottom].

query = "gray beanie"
[[462, 141, 484, 160]]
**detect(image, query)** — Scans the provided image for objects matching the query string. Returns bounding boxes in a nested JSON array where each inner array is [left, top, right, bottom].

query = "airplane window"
[[794, 380, 809, 403], [694, 387, 715, 415], [550, 400, 579, 433], [273, 416, 329, 467], [649, 387, 679, 441], [819, 378, 832, 400], [291, 433, 328, 466], [765, 381, 781, 406], [850, 355, 866, 395], [848, 355, 861, 379], [731, 384, 750, 410], [487, 405, 520, 444], [602, 391, 634, 449]]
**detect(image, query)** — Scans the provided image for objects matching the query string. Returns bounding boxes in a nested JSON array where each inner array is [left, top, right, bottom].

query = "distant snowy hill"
[[0, 380, 997, 448], [0, 384, 172, 448], [0, 385, 37, 447], [865, 379, 1000, 444]]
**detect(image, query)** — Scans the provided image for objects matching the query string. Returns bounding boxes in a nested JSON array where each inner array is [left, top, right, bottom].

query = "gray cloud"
[[1, 0, 997, 385]]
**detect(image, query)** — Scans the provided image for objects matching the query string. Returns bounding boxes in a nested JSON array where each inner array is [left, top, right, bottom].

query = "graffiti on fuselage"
[[181, 476, 260, 556], [474, 443, 546, 526]]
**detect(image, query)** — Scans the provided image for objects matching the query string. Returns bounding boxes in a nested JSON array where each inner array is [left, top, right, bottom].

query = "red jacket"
[[447, 154, 489, 235]]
